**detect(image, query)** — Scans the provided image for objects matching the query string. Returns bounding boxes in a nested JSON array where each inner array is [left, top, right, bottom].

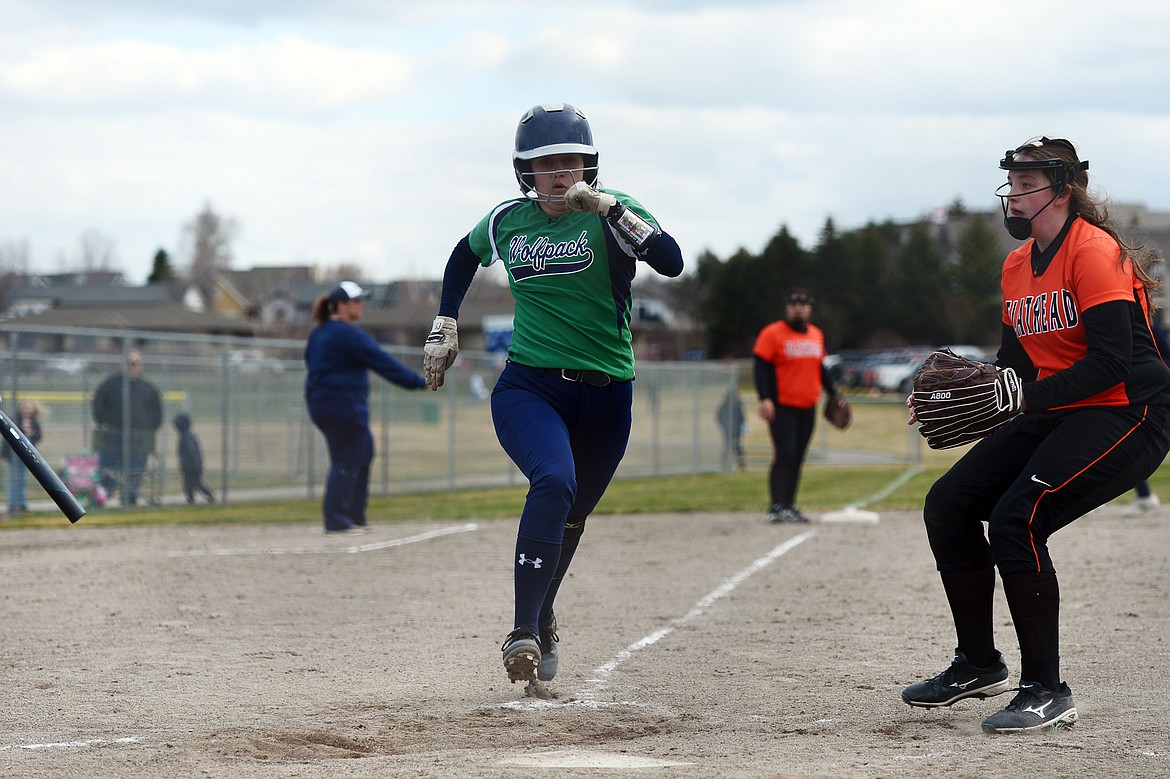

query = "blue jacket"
[[173, 413, 203, 475], [304, 319, 426, 404]]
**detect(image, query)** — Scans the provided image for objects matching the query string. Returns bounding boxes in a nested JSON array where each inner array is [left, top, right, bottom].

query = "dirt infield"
[[1, 504, 1167, 778]]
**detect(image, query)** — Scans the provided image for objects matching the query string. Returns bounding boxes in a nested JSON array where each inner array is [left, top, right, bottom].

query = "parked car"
[[868, 348, 935, 393], [229, 349, 285, 374], [896, 344, 993, 394], [43, 356, 89, 375], [829, 349, 885, 390]]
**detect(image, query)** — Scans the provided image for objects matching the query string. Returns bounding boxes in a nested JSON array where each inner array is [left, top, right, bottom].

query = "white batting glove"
[[565, 181, 617, 216], [423, 316, 458, 390]]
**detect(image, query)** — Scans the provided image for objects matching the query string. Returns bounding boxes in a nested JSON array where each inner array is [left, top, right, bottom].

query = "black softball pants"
[[767, 404, 816, 509], [924, 404, 1170, 575]]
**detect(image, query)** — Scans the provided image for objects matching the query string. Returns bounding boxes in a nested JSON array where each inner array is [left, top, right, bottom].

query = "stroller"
[[62, 454, 107, 509]]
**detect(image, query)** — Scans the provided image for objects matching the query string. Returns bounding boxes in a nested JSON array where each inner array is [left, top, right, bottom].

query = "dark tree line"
[[671, 210, 1006, 357]]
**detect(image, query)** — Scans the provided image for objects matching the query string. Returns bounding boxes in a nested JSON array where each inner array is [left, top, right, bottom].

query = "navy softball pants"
[[491, 362, 633, 632], [307, 395, 374, 532], [491, 362, 633, 543]]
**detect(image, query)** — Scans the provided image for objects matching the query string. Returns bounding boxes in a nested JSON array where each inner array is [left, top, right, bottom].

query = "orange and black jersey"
[[752, 320, 835, 409], [996, 215, 1170, 411]]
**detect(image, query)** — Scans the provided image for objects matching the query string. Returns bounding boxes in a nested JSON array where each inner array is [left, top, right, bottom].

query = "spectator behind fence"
[[92, 350, 163, 507], [304, 281, 427, 534], [3, 399, 43, 518], [173, 412, 215, 505], [716, 386, 746, 471]]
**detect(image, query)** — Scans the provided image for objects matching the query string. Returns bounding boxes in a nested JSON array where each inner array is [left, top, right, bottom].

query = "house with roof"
[[2, 274, 256, 354]]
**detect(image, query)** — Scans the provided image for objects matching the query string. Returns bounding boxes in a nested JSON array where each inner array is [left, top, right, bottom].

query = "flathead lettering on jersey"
[[1005, 289, 1079, 338], [784, 340, 823, 359], [508, 231, 594, 282]]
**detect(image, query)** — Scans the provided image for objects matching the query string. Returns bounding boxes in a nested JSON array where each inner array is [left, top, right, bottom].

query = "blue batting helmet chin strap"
[[512, 103, 600, 200], [996, 137, 1089, 240]]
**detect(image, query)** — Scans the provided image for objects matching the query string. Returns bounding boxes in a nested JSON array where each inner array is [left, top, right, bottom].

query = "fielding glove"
[[423, 316, 458, 390], [910, 348, 1022, 449]]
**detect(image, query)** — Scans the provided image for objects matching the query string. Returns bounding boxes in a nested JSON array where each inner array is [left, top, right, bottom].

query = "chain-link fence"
[[2, 325, 923, 510]]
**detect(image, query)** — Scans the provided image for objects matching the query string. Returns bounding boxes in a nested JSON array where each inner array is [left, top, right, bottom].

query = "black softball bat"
[[0, 403, 86, 523]]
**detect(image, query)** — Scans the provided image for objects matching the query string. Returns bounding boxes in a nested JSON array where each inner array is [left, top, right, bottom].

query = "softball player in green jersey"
[[422, 103, 684, 685]]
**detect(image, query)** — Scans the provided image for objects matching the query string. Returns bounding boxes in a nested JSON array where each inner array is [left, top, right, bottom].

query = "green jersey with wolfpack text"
[[468, 189, 658, 381]]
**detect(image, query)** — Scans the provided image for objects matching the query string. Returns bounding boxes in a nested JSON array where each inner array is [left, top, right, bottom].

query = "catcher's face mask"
[[995, 137, 1089, 240]]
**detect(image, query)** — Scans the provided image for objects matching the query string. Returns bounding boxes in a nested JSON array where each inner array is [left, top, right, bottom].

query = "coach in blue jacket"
[[304, 281, 426, 533]]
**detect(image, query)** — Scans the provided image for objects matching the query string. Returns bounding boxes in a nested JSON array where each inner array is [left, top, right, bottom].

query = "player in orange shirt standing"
[[902, 137, 1170, 734], [752, 287, 841, 523]]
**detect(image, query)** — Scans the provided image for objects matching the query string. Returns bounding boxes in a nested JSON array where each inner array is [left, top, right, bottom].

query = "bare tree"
[[0, 238, 31, 273], [183, 202, 239, 302], [78, 229, 119, 272], [0, 238, 31, 312], [78, 229, 117, 271], [321, 261, 367, 283]]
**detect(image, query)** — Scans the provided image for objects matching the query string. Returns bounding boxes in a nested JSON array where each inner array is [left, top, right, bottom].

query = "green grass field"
[[5, 462, 1167, 530]]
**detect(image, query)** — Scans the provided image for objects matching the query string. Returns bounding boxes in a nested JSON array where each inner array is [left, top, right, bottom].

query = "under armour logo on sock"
[[517, 554, 543, 568]]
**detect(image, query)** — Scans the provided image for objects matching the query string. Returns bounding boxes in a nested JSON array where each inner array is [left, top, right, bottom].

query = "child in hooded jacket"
[[173, 413, 214, 504]]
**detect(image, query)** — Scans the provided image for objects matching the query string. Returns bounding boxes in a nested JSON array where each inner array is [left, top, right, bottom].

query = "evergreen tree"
[[701, 248, 759, 357], [948, 214, 1004, 344], [687, 210, 1009, 356], [147, 248, 175, 283], [889, 222, 949, 344], [839, 221, 903, 348]]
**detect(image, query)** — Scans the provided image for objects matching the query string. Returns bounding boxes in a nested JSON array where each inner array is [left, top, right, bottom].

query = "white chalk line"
[[20, 524, 478, 754], [503, 529, 817, 710], [849, 466, 921, 509], [0, 736, 142, 752], [168, 522, 478, 558]]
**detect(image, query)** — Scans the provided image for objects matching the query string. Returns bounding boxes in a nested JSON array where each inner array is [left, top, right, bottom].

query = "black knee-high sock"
[[940, 568, 997, 667], [513, 537, 561, 633], [770, 462, 799, 508], [539, 518, 586, 623], [1001, 570, 1061, 691]]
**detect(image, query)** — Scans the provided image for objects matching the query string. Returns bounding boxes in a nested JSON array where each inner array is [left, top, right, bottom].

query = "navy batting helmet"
[[512, 103, 600, 199]]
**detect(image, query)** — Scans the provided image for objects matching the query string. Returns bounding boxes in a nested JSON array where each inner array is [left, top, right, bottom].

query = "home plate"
[[820, 506, 880, 524], [498, 749, 694, 768]]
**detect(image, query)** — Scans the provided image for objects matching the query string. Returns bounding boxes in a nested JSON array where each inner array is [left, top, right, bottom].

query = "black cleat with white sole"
[[981, 681, 1077, 734], [902, 649, 1011, 708]]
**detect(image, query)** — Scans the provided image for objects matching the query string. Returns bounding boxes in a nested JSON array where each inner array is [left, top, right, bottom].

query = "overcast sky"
[[3, 0, 1169, 284]]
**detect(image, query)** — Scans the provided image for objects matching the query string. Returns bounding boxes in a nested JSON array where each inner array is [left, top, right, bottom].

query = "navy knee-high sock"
[[513, 537, 561, 633], [539, 518, 586, 623]]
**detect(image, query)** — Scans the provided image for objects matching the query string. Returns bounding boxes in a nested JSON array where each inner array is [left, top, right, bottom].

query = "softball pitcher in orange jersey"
[[903, 137, 1170, 734], [752, 287, 842, 523]]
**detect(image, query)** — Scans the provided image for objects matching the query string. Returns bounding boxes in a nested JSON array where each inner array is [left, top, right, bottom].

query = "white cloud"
[[0, 36, 411, 115], [2, 0, 1170, 284]]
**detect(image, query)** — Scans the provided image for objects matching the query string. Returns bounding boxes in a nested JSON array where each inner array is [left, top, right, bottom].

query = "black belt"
[[543, 368, 613, 387]]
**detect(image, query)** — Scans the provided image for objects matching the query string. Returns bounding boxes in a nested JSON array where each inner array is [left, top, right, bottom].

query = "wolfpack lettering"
[[1006, 289, 1079, 337], [508, 231, 594, 282]]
